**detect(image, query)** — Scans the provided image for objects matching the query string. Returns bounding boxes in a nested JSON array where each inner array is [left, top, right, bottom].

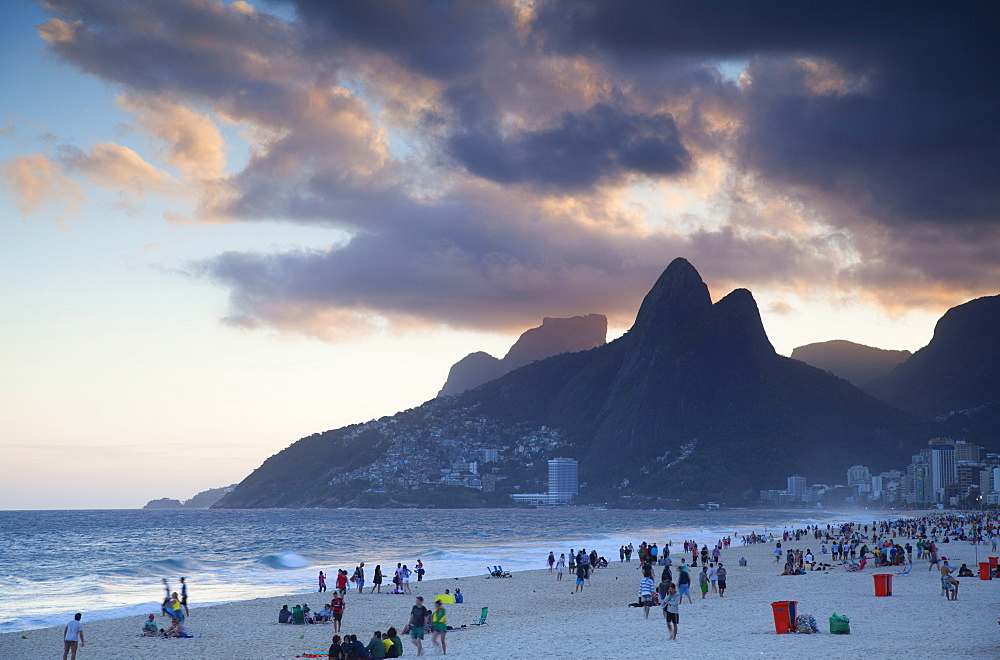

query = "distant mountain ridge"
[[863, 295, 1000, 439], [437, 314, 607, 396], [217, 258, 934, 509], [791, 340, 911, 386], [143, 485, 235, 510]]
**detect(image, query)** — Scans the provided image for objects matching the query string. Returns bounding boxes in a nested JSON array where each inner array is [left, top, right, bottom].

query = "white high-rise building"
[[548, 458, 579, 503], [787, 475, 807, 500], [847, 465, 871, 488], [929, 439, 957, 503]]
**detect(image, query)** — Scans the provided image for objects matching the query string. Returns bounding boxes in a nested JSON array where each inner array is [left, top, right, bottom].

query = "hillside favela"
[[3, 2, 1000, 659]]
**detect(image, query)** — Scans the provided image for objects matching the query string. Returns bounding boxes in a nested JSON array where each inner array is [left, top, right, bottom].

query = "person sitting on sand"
[[385, 627, 403, 658], [278, 604, 292, 624], [163, 617, 185, 638], [958, 563, 975, 577], [141, 614, 159, 636], [454, 588, 463, 604], [302, 604, 314, 624], [366, 630, 387, 659], [328, 634, 345, 660], [317, 604, 332, 622]]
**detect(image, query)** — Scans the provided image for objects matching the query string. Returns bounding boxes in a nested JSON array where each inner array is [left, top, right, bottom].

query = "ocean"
[[0, 507, 888, 633]]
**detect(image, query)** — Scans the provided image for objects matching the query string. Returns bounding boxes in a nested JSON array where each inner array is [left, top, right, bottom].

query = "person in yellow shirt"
[[431, 600, 448, 654]]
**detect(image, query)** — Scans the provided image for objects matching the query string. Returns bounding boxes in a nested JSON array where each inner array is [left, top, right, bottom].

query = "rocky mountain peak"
[[627, 257, 713, 347]]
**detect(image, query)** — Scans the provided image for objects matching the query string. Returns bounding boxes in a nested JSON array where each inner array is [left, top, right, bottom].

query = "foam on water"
[[0, 507, 895, 633], [256, 552, 312, 570]]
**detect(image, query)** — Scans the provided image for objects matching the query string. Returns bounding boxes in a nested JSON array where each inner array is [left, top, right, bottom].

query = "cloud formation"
[[17, 0, 1000, 337]]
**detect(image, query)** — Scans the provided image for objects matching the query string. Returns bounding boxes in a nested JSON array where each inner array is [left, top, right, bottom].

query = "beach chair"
[[497, 565, 512, 578], [470, 607, 489, 626], [896, 562, 912, 576]]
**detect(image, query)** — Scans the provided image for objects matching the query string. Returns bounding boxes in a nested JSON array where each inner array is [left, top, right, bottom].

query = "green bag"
[[829, 612, 851, 634]]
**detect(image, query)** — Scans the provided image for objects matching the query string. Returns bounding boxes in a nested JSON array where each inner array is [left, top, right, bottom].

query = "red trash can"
[[873, 573, 892, 596], [770, 600, 797, 634], [989, 557, 998, 570], [980, 562, 992, 580]]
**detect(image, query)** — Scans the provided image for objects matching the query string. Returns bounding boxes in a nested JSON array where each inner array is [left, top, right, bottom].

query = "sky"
[[2, 0, 998, 509]]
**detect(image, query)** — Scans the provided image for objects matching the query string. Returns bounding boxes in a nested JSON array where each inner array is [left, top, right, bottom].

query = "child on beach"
[[699, 567, 709, 599], [663, 584, 679, 640]]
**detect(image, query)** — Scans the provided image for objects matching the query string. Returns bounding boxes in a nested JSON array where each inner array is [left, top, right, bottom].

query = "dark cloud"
[[534, 0, 1000, 227], [29, 0, 1000, 338], [446, 102, 689, 189], [287, 0, 517, 79]]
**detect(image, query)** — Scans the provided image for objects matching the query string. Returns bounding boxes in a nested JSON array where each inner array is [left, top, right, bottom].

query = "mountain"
[[143, 485, 236, 510], [216, 258, 931, 509], [437, 314, 607, 396], [437, 352, 505, 397], [864, 295, 1000, 444], [791, 340, 911, 386]]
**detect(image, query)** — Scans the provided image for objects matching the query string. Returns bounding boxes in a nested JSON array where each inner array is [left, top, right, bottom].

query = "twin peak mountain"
[[217, 258, 1000, 508]]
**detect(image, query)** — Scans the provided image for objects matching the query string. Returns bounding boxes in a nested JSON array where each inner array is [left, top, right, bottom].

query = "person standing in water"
[[318, 571, 327, 593]]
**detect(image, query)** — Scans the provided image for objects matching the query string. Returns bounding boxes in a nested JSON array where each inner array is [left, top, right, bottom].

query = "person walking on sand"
[[556, 553, 565, 581], [575, 563, 587, 592], [402, 564, 412, 594], [330, 593, 345, 632], [717, 562, 728, 597], [408, 596, 428, 656], [180, 576, 189, 617], [547, 551, 555, 571], [940, 560, 959, 600], [318, 571, 327, 593], [431, 599, 448, 655], [161, 578, 172, 617], [416, 559, 425, 582], [676, 562, 693, 604], [371, 565, 383, 593], [638, 567, 655, 618], [662, 584, 679, 640], [63, 612, 84, 660], [698, 566, 709, 599]]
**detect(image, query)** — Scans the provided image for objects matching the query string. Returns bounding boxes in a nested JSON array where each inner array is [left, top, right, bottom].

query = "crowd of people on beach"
[[313, 595, 449, 658], [54, 510, 1000, 656], [625, 536, 733, 640]]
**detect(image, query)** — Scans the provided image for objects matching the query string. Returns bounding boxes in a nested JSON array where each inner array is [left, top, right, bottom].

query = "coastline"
[[4, 535, 999, 659]]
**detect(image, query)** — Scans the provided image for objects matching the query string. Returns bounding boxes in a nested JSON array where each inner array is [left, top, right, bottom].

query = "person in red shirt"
[[330, 594, 346, 633]]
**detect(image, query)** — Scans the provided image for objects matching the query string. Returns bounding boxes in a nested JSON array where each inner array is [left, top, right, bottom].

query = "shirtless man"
[[940, 560, 959, 600]]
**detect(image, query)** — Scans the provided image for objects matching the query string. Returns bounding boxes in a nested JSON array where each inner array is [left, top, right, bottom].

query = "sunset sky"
[[3, 0, 997, 509]]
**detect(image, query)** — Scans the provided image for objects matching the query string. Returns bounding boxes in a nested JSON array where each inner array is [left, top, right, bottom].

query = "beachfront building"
[[548, 458, 579, 503], [786, 475, 807, 500], [846, 465, 871, 489], [510, 457, 579, 505], [929, 439, 957, 503]]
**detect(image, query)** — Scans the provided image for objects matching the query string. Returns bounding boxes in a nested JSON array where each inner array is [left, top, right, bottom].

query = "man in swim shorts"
[[408, 596, 428, 656], [63, 613, 84, 660]]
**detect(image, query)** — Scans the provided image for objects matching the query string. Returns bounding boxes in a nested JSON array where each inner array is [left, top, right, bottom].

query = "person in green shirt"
[[431, 600, 447, 655], [384, 626, 402, 658], [366, 630, 387, 659]]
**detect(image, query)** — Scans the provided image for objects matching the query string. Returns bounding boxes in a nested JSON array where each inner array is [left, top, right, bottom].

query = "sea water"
[[0, 507, 887, 633]]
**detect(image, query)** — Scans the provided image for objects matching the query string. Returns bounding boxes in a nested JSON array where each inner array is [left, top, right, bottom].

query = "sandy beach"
[[4, 539, 999, 659]]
